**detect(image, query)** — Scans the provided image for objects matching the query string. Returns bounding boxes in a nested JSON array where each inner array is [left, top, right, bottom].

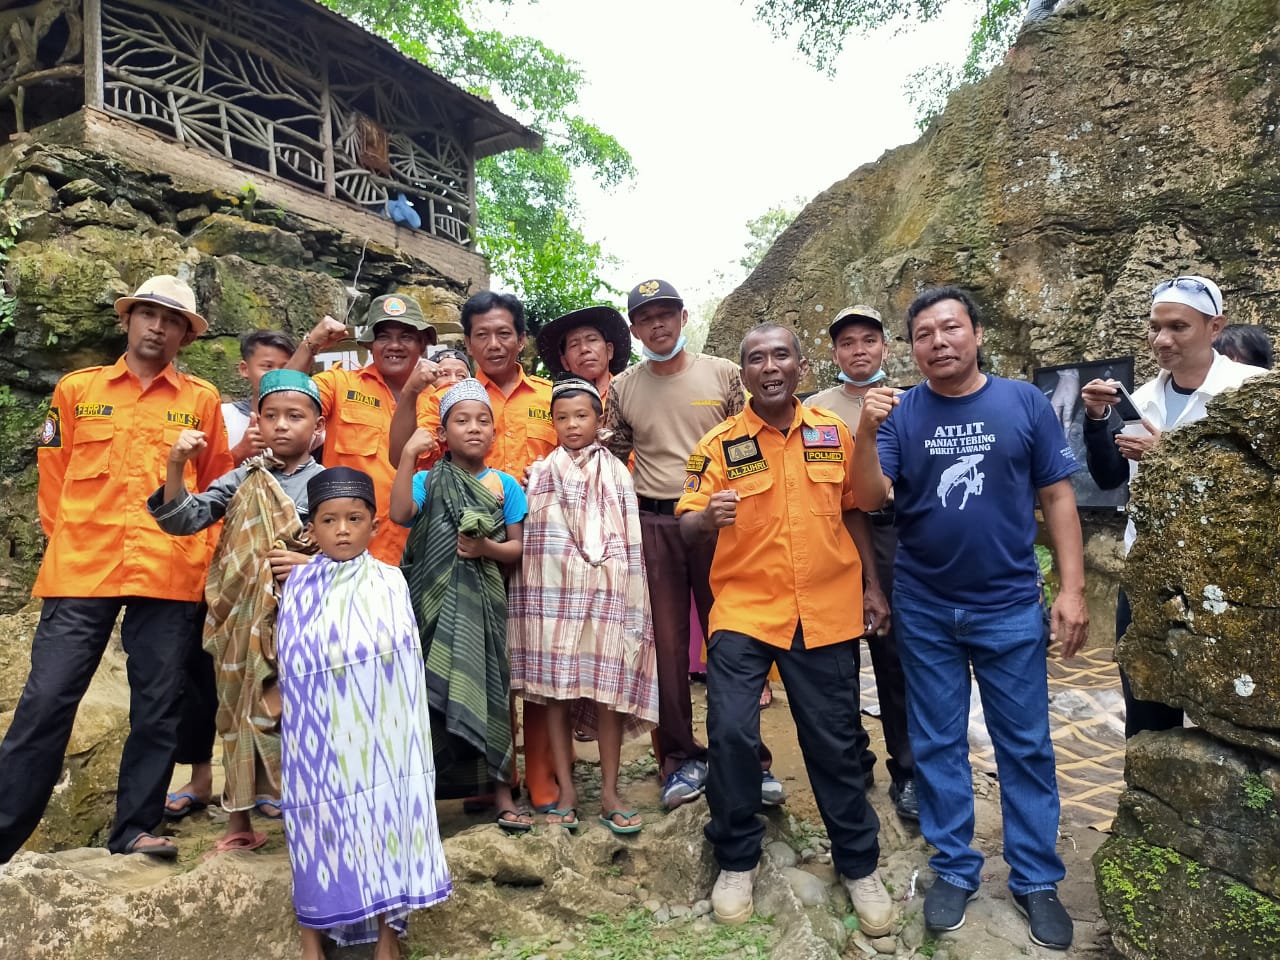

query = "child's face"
[[258, 391, 321, 458], [440, 400, 494, 465], [239, 346, 292, 394], [552, 394, 600, 451], [306, 497, 377, 561], [436, 357, 470, 386]]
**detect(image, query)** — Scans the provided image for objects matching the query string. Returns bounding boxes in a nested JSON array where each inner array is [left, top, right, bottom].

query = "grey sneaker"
[[843, 871, 894, 938], [761, 771, 786, 806], [924, 878, 978, 932], [661, 759, 708, 810], [712, 866, 758, 924]]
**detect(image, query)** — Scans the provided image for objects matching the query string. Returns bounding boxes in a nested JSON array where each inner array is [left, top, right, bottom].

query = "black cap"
[[307, 466, 376, 513], [627, 278, 683, 316], [536, 306, 631, 376]]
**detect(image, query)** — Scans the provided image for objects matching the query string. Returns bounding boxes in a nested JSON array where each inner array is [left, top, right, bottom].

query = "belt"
[[638, 496, 679, 516], [868, 509, 895, 527]]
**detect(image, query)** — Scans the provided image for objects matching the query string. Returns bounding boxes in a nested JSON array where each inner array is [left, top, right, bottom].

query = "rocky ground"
[[0, 602, 1119, 960]]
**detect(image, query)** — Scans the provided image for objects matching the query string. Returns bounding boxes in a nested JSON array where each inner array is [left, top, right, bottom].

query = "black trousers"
[[174, 603, 216, 766], [1116, 589, 1183, 737], [704, 625, 880, 878], [0, 596, 198, 860], [852, 521, 914, 786]]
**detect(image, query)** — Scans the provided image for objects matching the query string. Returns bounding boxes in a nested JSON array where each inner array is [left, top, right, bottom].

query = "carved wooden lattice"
[[97, 0, 474, 243]]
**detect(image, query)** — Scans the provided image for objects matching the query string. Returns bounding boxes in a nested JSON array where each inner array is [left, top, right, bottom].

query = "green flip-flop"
[[545, 807, 581, 832], [599, 809, 643, 835]]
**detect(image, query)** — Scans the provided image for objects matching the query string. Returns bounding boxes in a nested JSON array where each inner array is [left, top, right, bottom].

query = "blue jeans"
[[894, 592, 1065, 895]]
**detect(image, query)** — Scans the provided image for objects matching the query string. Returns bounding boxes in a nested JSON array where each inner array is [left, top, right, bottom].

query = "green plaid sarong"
[[401, 456, 513, 796]]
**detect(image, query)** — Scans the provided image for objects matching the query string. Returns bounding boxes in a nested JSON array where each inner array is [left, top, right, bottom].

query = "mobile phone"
[[1111, 382, 1143, 422]]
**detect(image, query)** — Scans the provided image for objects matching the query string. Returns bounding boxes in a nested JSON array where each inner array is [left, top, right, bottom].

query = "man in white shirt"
[[1080, 274, 1267, 736]]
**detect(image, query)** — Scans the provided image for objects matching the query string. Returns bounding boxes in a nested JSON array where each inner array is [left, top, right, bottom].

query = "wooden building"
[[0, 0, 541, 285]]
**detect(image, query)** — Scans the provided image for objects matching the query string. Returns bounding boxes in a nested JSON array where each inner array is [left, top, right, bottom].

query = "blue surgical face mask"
[[643, 334, 687, 363], [839, 368, 886, 387]]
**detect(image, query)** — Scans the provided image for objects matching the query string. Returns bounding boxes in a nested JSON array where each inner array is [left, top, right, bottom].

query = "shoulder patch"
[[39, 407, 62, 448], [686, 453, 710, 474]]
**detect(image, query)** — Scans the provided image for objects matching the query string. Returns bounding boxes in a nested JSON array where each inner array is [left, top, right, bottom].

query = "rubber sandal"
[[253, 799, 283, 820], [123, 832, 179, 859], [163, 792, 209, 821], [544, 807, 580, 832], [495, 809, 533, 834], [213, 831, 268, 852], [599, 809, 643, 835]]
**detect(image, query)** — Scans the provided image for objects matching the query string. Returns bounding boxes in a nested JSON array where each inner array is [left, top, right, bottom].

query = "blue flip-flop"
[[253, 799, 283, 820], [544, 807, 581, 832], [599, 809, 643, 835], [163, 792, 209, 821]]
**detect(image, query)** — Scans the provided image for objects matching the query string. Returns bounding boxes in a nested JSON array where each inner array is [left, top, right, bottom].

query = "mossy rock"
[[1095, 835, 1280, 959], [391, 282, 464, 339], [1113, 729, 1280, 897], [196, 255, 347, 339], [0, 468, 40, 614], [176, 337, 243, 398], [189, 212, 305, 269], [1123, 373, 1280, 754]]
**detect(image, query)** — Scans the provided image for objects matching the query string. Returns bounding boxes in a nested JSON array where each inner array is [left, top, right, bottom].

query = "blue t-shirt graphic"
[[877, 375, 1078, 609]]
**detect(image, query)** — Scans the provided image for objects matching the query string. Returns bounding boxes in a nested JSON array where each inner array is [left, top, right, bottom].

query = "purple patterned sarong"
[[277, 551, 451, 946]]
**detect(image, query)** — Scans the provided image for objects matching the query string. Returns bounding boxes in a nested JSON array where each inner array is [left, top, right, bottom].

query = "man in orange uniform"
[[0, 276, 232, 861], [389, 290, 559, 815], [289, 294, 439, 565], [677, 323, 891, 933]]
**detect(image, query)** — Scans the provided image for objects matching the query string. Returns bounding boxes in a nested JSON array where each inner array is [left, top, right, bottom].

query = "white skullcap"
[[439, 377, 491, 424]]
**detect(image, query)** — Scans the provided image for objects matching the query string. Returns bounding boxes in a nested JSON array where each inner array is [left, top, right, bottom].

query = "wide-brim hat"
[[355, 293, 438, 345], [828, 304, 885, 339], [114, 275, 207, 336], [536, 305, 631, 376]]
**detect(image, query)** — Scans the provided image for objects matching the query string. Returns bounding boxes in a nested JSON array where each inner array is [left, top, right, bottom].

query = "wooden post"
[[462, 119, 476, 245], [319, 48, 335, 198], [84, 0, 104, 109]]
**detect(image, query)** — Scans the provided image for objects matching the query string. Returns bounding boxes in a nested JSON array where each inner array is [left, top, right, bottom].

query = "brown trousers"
[[641, 511, 771, 777]]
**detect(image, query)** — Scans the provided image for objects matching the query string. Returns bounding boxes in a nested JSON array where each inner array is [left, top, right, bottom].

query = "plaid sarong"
[[508, 443, 658, 739], [203, 460, 312, 812], [401, 456, 513, 796]]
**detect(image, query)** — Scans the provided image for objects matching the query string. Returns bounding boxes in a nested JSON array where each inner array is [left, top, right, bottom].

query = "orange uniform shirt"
[[314, 364, 416, 565], [34, 357, 232, 602], [676, 401, 863, 650], [415, 367, 555, 476]]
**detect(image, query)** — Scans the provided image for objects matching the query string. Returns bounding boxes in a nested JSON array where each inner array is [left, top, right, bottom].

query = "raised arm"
[[851, 387, 899, 511]]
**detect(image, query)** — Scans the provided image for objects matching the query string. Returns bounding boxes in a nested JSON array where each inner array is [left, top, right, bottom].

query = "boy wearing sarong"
[[390, 378, 528, 832], [148, 368, 323, 852], [508, 378, 659, 833], [278, 467, 452, 960]]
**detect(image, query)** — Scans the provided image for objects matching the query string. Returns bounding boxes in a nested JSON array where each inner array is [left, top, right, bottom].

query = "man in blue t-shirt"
[[850, 287, 1088, 953]]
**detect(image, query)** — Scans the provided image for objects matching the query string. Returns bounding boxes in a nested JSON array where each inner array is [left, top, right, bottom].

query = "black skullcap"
[[307, 466, 376, 513]]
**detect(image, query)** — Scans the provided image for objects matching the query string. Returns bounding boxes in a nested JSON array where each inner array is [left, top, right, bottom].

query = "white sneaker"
[[843, 870, 895, 937], [712, 866, 758, 925]]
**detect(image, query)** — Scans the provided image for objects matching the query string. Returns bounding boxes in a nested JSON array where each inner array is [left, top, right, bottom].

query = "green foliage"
[[1243, 773, 1277, 814], [1034, 543, 1057, 607], [739, 198, 806, 273], [754, 0, 1029, 128], [320, 0, 634, 331], [467, 911, 774, 960]]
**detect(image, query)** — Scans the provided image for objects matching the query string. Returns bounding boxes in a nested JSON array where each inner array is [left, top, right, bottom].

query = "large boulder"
[[1122, 373, 1280, 757], [707, 0, 1280, 390], [1095, 730, 1280, 959]]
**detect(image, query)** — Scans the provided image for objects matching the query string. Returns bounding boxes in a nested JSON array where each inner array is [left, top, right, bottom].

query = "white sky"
[[478, 0, 982, 312]]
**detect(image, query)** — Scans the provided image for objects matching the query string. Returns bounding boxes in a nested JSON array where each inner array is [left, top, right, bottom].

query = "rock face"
[[0, 610, 131, 853], [0, 141, 469, 612], [709, 0, 1280, 391], [1095, 375, 1280, 959], [1122, 373, 1280, 757]]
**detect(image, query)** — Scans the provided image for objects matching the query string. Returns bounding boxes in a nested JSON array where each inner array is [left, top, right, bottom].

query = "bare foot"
[[600, 790, 642, 830], [373, 917, 402, 960], [299, 926, 325, 960], [494, 783, 531, 830], [223, 809, 253, 843]]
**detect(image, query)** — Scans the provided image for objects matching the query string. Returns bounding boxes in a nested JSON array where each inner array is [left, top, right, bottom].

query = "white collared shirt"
[[1121, 350, 1267, 552]]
